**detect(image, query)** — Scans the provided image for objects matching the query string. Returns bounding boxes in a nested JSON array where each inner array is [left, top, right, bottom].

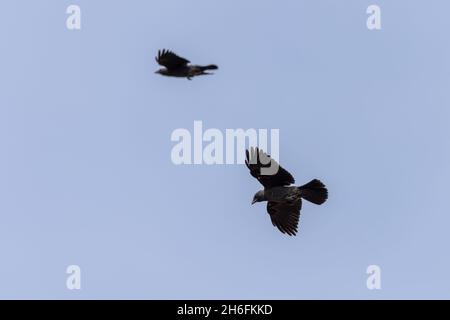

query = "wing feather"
[[267, 200, 302, 236], [245, 147, 295, 189], [155, 49, 190, 69]]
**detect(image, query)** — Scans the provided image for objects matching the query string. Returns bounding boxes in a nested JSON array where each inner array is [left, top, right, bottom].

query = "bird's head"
[[252, 190, 265, 205], [154, 68, 166, 75]]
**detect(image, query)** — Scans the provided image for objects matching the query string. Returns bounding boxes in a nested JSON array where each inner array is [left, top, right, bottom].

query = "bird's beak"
[[251, 199, 257, 205]]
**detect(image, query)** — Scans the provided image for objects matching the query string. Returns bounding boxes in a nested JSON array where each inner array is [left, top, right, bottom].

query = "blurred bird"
[[245, 147, 328, 236], [155, 49, 218, 80]]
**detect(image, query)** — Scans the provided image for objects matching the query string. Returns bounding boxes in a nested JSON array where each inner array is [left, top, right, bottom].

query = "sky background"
[[1, 0, 450, 299]]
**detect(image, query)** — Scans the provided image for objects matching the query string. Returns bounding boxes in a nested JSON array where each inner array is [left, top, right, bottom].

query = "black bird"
[[155, 49, 218, 80], [245, 147, 328, 236]]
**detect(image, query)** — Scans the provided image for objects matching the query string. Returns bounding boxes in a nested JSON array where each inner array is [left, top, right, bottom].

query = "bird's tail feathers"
[[200, 64, 218, 71], [299, 179, 328, 205]]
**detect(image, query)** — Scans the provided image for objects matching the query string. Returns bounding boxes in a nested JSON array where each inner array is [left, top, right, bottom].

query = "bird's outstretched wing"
[[245, 147, 295, 189], [267, 200, 302, 236], [155, 49, 190, 69]]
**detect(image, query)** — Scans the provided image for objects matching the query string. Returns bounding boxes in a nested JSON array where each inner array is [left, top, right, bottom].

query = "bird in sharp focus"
[[155, 49, 218, 80], [245, 147, 328, 236]]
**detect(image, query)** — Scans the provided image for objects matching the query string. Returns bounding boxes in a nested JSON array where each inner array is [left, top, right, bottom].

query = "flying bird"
[[245, 147, 328, 236], [155, 49, 218, 80]]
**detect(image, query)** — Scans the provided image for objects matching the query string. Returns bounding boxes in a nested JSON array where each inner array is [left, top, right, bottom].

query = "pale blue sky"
[[1, 0, 450, 299]]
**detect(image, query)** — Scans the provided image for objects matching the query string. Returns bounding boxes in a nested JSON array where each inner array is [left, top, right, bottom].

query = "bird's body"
[[259, 186, 302, 203], [157, 65, 217, 79], [155, 49, 218, 80], [245, 147, 328, 236]]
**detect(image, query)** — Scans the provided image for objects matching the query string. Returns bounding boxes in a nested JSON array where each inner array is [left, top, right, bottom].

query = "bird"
[[245, 147, 328, 236], [155, 49, 218, 80]]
